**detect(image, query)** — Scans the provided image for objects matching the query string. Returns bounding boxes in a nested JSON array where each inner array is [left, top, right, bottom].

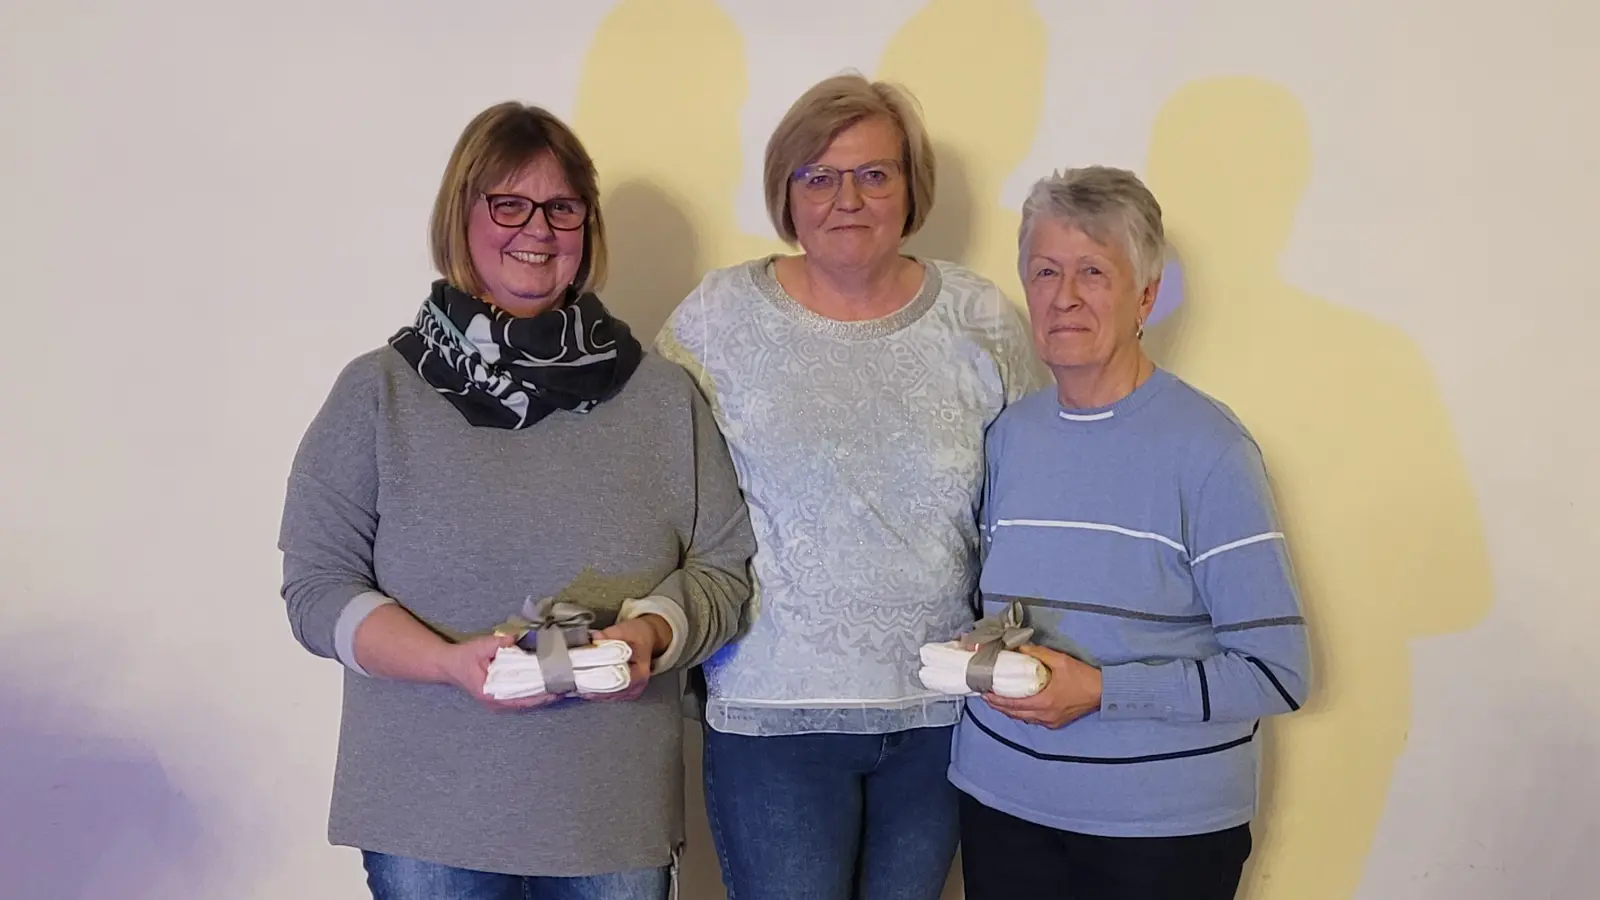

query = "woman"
[[952, 166, 1311, 900], [277, 102, 754, 900], [653, 75, 1042, 900]]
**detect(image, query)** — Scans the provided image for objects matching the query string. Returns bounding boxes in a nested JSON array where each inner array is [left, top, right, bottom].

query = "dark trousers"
[[958, 791, 1252, 900]]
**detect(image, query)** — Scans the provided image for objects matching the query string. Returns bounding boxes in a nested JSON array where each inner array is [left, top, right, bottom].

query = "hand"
[[583, 614, 671, 702], [434, 633, 561, 712], [984, 644, 1103, 729]]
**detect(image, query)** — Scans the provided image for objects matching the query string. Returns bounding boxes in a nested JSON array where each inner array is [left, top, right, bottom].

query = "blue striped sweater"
[[949, 368, 1311, 837]]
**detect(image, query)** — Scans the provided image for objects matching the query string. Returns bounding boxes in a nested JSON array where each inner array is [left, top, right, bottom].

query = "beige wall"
[[1, 1, 1595, 897]]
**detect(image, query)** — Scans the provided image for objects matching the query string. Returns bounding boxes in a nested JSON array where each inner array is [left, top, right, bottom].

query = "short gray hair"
[[1018, 166, 1165, 289]]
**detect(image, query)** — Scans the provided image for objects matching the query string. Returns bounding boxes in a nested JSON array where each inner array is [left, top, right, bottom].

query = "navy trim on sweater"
[[1246, 655, 1301, 711], [965, 707, 1257, 765]]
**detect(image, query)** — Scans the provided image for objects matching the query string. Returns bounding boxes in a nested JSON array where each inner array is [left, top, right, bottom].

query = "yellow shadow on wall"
[[878, 0, 1047, 304], [573, 0, 785, 344], [1144, 77, 1494, 899]]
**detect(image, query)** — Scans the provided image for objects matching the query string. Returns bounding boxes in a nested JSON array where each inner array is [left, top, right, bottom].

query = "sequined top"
[[654, 256, 1043, 735]]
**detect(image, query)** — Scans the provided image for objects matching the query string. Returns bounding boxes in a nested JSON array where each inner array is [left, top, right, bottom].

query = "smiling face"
[[466, 151, 586, 317], [788, 116, 909, 272], [1023, 215, 1157, 372]]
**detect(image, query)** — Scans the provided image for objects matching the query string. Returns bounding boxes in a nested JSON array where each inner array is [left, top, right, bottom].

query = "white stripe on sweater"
[[994, 518, 1188, 555], [1191, 531, 1285, 565]]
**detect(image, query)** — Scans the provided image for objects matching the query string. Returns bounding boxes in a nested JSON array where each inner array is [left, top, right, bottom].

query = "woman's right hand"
[[435, 633, 562, 712]]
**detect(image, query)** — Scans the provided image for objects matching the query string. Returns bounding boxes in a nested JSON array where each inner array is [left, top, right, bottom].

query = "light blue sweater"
[[949, 368, 1311, 837]]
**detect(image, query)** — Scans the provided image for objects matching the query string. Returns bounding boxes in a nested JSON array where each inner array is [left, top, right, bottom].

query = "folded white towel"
[[482, 640, 633, 699], [917, 641, 1049, 699]]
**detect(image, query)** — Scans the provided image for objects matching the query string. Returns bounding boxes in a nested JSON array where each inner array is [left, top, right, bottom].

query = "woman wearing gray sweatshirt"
[[276, 102, 755, 900]]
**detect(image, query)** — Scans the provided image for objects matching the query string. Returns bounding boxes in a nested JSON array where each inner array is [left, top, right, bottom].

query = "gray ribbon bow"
[[963, 600, 1035, 693], [494, 597, 595, 696]]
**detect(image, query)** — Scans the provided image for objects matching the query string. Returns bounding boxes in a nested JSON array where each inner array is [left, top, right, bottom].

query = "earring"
[[1136, 320, 1146, 340]]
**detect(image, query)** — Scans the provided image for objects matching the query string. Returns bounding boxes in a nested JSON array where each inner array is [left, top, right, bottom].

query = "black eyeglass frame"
[[481, 192, 590, 231]]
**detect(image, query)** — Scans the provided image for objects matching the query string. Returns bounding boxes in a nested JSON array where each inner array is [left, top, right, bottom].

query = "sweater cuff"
[[1099, 660, 1187, 720], [618, 596, 687, 674], [333, 591, 396, 677]]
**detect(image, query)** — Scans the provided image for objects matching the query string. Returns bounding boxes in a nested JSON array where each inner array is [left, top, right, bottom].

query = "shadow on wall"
[[1143, 77, 1494, 900], [902, 140, 975, 267], [598, 179, 701, 346], [877, 0, 1047, 306], [0, 678, 209, 899], [574, 0, 785, 332]]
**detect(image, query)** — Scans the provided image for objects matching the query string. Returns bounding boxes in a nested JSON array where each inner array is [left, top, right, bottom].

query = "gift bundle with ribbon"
[[479, 595, 634, 699], [917, 600, 1049, 699]]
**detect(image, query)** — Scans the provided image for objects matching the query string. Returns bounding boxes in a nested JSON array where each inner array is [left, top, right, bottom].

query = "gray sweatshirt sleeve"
[[277, 356, 387, 666], [641, 380, 756, 671]]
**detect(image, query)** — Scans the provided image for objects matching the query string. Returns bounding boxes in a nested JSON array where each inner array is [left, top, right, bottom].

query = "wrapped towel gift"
[[471, 591, 633, 699], [917, 641, 1048, 699], [916, 600, 1049, 699], [483, 640, 633, 699]]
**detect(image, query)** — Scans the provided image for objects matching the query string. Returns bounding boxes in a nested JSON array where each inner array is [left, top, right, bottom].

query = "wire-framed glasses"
[[790, 159, 904, 202]]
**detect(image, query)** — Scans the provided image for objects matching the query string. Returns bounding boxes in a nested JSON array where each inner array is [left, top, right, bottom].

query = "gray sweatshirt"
[[278, 348, 754, 877]]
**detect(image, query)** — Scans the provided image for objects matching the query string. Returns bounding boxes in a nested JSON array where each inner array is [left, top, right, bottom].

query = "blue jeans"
[[362, 852, 670, 900], [702, 725, 959, 900]]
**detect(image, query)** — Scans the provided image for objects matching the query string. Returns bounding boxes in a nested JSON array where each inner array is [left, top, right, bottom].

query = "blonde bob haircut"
[[763, 74, 936, 245], [429, 102, 608, 298]]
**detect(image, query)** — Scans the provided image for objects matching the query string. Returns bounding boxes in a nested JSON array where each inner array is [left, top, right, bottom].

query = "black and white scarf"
[[389, 280, 642, 429]]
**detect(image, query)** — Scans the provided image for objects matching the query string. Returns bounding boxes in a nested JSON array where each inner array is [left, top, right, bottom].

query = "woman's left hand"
[[984, 644, 1104, 729], [583, 614, 672, 702]]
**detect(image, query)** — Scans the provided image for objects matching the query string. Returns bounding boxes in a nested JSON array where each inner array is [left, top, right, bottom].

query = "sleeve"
[[989, 288, 1052, 404], [979, 418, 1007, 564], [277, 357, 394, 675], [971, 419, 1007, 618], [1098, 437, 1311, 722], [622, 381, 755, 672], [651, 285, 718, 405]]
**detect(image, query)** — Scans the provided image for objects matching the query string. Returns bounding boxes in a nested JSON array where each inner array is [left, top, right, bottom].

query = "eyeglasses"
[[790, 159, 904, 202], [482, 193, 589, 231]]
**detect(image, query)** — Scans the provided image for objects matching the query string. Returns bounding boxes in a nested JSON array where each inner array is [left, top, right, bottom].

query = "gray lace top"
[[655, 256, 1043, 735]]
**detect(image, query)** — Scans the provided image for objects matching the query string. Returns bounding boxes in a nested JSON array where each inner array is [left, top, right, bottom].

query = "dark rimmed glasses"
[[482, 193, 589, 230], [790, 159, 904, 202]]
